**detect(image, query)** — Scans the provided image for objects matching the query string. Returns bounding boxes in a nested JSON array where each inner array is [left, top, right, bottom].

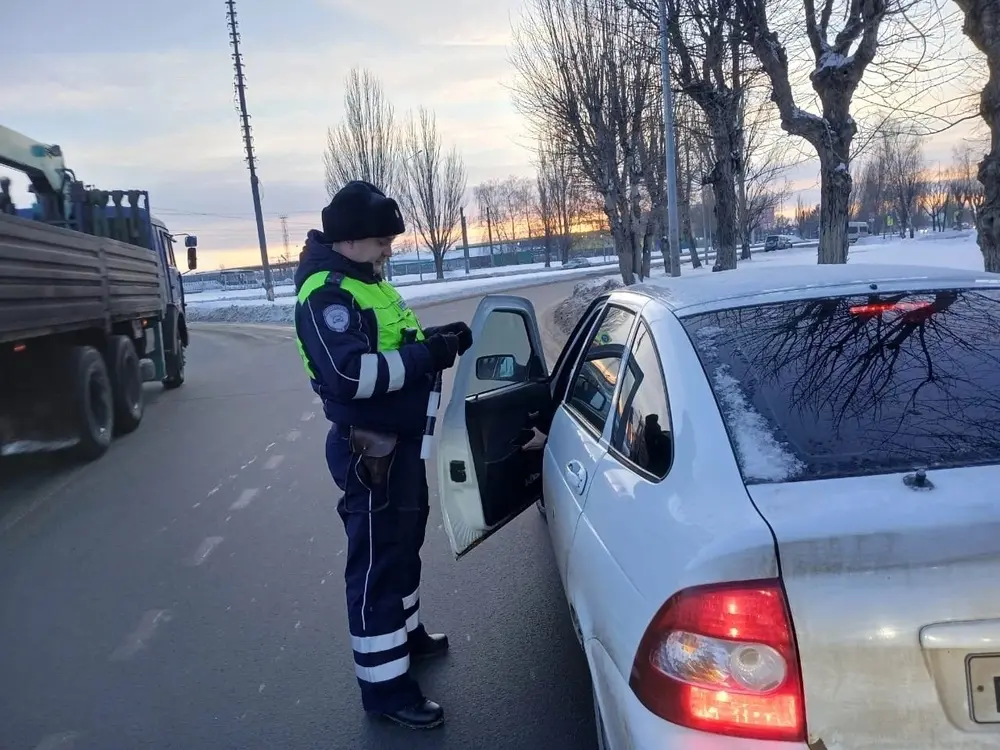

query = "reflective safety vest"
[[295, 270, 425, 379]]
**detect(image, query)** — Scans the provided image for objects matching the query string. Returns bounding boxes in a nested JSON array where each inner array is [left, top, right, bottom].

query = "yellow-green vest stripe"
[[296, 271, 424, 379]]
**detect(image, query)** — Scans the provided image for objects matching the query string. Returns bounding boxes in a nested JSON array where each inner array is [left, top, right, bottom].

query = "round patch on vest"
[[322, 304, 351, 332]]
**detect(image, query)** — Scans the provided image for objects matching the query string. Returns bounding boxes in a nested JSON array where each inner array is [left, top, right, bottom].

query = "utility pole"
[[459, 206, 471, 275], [657, 0, 682, 277], [226, 0, 274, 301]]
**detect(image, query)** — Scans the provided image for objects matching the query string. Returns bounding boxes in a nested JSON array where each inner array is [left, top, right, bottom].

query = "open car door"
[[436, 294, 552, 558]]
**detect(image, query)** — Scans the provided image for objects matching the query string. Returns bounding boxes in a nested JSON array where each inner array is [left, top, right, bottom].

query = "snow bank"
[[553, 277, 624, 335], [186, 265, 619, 324]]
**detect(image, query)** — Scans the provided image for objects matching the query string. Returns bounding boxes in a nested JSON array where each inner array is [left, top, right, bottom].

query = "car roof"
[[630, 263, 1000, 315]]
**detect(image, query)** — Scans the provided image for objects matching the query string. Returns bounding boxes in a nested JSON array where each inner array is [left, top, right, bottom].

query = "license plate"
[[967, 655, 1000, 723]]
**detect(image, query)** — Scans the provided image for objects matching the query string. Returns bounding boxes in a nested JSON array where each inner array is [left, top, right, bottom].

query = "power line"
[[226, 0, 275, 301]]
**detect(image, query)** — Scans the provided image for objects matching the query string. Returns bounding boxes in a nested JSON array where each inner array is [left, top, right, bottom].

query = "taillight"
[[629, 579, 806, 742]]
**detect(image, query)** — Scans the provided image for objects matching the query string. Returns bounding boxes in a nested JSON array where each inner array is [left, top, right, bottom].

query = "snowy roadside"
[[543, 231, 990, 344], [186, 264, 621, 324]]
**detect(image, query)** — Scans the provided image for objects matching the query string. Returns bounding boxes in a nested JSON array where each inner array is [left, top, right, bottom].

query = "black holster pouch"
[[349, 426, 398, 486]]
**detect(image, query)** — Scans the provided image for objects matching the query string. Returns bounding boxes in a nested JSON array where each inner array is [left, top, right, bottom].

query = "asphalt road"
[[0, 278, 596, 750]]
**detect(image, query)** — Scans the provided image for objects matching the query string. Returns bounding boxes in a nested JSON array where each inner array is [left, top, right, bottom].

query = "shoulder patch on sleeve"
[[322, 304, 351, 332]]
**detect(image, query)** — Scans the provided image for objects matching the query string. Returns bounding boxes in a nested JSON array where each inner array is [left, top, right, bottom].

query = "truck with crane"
[[0, 124, 196, 462]]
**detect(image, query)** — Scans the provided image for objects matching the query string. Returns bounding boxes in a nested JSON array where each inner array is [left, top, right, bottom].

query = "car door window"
[[565, 305, 636, 435], [611, 323, 673, 479], [468, 310, 545, 397]]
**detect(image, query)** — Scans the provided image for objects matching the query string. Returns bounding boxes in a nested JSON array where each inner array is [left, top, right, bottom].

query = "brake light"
[[849, 301, 933, 316], [629, 580, 806, 742]]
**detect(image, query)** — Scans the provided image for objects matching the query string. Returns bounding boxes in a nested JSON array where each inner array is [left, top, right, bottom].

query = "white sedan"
[[435, 263, 1000, 749]]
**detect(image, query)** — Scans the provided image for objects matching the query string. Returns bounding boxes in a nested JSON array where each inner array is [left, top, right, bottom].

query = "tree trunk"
[[708, 121, 739, 272], [953, 0, 1000, 272], [817, 163, 852, 264], [975, 28, 1000, 272], [712, 181, 739, 271], [432, 251, 445, 280]]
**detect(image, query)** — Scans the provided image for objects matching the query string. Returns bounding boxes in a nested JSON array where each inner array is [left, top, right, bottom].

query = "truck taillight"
[[629, 579, 806, 742]]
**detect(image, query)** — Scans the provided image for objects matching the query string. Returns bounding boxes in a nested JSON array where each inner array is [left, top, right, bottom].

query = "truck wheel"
[[108, 335, 144, 435], [163, 312, 185, 390], [68, 345, 114, 461]]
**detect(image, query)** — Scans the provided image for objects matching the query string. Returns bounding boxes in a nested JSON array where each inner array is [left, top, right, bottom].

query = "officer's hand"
[[424, 333, 460, 371], [426, 322, 473, 355], [446, 321, 473, 355]]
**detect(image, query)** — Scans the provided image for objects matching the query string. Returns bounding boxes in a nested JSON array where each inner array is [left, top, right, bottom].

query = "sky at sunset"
[[1, 0, 986, 270]]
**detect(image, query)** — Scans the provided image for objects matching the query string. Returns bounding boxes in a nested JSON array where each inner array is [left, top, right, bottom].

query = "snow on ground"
[[187, 231, 987, 325], [186, 263, 621, 324]]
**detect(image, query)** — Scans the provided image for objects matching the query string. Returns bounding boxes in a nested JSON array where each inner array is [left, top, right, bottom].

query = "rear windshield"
[[681, 288, 1000, 483]]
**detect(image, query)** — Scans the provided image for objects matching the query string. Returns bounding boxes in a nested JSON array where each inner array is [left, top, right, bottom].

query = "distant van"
[[847, 221, 870, 244]]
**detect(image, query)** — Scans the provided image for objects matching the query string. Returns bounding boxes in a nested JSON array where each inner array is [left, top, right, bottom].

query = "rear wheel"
[[107, 335, 143, 435], [163, 311, 185, 390], [67, 345, 114, 461]]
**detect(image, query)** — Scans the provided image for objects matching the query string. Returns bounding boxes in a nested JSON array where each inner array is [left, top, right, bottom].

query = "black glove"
[[424, 333, 460, 371], [425, 322, 473, 355]]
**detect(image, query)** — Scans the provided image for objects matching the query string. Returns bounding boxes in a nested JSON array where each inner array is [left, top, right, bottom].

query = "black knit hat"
[[322, 180, 405, 242]]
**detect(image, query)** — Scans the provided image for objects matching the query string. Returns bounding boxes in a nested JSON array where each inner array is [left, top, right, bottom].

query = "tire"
[[108, 335, 144, 435], [67, 345, 114, 462], [163, 311, 185, 390]]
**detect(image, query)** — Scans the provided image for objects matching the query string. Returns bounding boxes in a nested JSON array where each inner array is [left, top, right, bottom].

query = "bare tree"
[[534, 134, 586, 264], [625, 0, 743, 271], [400, 108, 468, 280], [920, 165, 951, 232], [323, 67, 400, 198], [735, 0, 924, 263], [952, 0, 1000, 271], [511, 0, 657, 284], [881, 126, 924, 238], [474, 179, 509, 247], [951, 142, 987, 229]]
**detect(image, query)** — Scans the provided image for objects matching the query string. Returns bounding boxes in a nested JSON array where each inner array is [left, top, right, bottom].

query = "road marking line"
[[301, 411, 315, 422], [231, 488, 259, 510], [263, 455, 284, 470], [187, 536, 224, 566], [110, 610, 171, 661], [286, 429, 302, 442], [33, 732, 81, 750], [265, 442, 276, 451]]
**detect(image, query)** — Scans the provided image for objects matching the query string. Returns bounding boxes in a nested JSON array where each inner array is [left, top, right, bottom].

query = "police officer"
[[294, 181, 473, 730]]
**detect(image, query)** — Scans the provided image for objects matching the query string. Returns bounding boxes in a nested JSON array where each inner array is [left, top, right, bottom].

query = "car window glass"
[[566, 305, 636, 434], [162, 232, 177, 268], [468, 310, 542, 397], [611, 325, 673, 478], [681, 289, 1000, 483]]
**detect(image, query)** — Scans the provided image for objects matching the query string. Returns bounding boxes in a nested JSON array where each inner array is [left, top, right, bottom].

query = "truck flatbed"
[[0, 212, 165, 344]]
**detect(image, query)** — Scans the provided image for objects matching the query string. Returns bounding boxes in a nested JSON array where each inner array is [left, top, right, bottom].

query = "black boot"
[[377, 698, 444, 729], [409, 629, 449, 661]]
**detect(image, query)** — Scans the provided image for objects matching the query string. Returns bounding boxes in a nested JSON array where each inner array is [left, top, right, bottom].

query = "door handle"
[[565, 461, 587, 495]]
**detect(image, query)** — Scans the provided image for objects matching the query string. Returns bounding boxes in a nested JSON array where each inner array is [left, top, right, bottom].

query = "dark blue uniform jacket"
[[294, 231, 435, 437]]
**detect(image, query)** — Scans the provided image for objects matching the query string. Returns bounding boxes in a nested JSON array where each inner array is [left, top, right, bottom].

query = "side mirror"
[[185, 235, 198, 270], [476, 354, 518, 381]]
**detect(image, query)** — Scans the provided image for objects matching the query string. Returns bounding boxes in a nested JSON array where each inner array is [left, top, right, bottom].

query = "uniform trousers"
[[326, 424, 430, 712]]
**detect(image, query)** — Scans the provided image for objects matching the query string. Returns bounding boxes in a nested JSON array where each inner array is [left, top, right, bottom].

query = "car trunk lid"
[[748, 464, 1000, 750]]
